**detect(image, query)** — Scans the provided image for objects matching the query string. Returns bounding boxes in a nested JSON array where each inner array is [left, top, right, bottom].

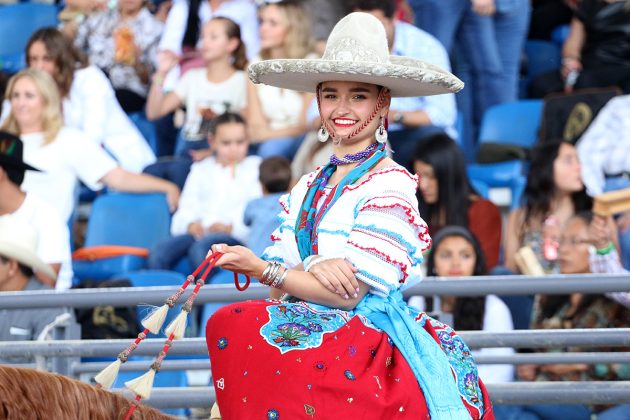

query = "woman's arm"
[[100, 167, 180, 212], [212, 244, 369, 310], [561, 18, 586, 78], [504, 209, 524, 272], [145, 51, 182, 120]]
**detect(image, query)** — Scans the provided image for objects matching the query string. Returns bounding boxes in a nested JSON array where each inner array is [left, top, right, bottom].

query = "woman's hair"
[[2, 69, 63, 145], [412, 133, 477, 229], [0, 366, 173, 419], [25, 27, 88, 98], [212, 17, 248, 71], [426, 226, 487, 331], [522, 140, 592, 231], [183, 0, 202, 49], [259, 1, 315, 60], [209, 111, 247, 136]]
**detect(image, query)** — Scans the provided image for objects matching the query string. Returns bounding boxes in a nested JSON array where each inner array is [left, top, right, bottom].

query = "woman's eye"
[[323, 94, 336, 100]]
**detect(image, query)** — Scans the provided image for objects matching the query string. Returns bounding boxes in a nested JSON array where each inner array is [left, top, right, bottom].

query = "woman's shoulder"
[[351, 163, 418, 197]]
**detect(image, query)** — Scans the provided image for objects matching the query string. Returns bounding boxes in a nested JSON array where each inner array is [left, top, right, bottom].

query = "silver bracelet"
[[271, 267, 289, 289]]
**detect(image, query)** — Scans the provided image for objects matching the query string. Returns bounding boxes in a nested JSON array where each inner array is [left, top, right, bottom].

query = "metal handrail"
[[1, 273, 629, 309]]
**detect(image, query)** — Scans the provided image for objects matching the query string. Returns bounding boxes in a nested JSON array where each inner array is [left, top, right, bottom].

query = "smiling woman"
[[202, 12, 494, 420]]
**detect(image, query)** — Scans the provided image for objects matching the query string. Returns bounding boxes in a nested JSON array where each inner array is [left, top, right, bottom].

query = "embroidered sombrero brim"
[[248, 55, 464, 97]]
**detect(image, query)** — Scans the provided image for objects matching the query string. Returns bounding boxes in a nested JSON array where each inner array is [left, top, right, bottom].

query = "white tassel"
[[94, 358, 121, 389], [125, 368, 157, 399], [141, 304, 169, 334], [164, 310, 188, 339]]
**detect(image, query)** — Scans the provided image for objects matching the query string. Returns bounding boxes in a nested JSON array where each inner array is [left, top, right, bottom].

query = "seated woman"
[[205, 12, 494, 419], [1, 69, 180, 224], [423, 226, 515, 384], [503, 212, 630, 420], [413, 134, 502, 269], [245, 0, 316, 159]]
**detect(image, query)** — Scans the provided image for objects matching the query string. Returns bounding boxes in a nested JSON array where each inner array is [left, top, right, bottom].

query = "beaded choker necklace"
[[329, 143, 379, 165]]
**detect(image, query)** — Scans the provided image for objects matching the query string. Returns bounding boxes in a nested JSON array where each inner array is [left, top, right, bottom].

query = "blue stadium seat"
[[0, 3, 58, 74], [73, 193, 172, 282], [128, 111, 158, 155], [520, 40, 561, 98], [467, 161, 527, 209]]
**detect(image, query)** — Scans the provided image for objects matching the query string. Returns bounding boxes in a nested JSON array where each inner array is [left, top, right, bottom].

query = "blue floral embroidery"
[[344, 370, 356, 380], [217, 337, 228, 350], [260, 302, 348, 353], [267, 408, 279, 419]]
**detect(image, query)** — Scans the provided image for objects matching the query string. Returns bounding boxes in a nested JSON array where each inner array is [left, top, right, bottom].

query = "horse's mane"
[[0, 365, 175, 419]]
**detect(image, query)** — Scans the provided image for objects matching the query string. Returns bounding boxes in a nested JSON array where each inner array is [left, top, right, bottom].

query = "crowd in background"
[[0, 0, 629, 418]]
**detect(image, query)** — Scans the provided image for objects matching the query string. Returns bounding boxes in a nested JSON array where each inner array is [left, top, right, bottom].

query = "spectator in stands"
[[0, 131, 72, 290], [504, 140, 595, 275], [410, 0, 530, 147], [148, 112, 261, 271], [157, 0, 259, 85], [504, 211, 630, 420], [11, 28, 155, 173], [244, 156, 292, 257], [422, 226, 515, 384], [58, 0, 106, 40], [577, 94, 630, 269], [413, 134, 502, 269], [0, 69, 180, 224], [245, 0, 315, 159], [588, 214, 630, 309], [529, 0, 630, 98], [351, 0, 457, 164], [146, 17, 247, 157], [528, 0, 575, 42], [0, 215, 73, 363], [74, 0, 164, 113]]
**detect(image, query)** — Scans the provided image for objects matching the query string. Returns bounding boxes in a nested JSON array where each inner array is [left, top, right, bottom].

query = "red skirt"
[[206, 300, 494, 419]]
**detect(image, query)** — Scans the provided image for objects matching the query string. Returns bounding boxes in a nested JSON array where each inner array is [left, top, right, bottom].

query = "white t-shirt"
[[174, 69, 247, 141], [21, 127, 118, 223], [0, 66, 156, 173], [171, 155, 262, 242], [12, 194, 73, 290]]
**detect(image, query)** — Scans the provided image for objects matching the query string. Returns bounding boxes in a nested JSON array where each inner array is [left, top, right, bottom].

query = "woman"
[[504, 212, 630, 420], [413, 134, 502, 269], [245, 0, 316, 159], [74, 0, 164, 113], [205, 12, 493, 419], [425, 226, 515, 384], [505, 140, 595, 274], [1, 69, 179, 224], [16, 28, 155, 173]]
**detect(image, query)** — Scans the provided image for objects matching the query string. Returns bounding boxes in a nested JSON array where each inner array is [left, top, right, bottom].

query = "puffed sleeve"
[[343, 189, 431, 297]]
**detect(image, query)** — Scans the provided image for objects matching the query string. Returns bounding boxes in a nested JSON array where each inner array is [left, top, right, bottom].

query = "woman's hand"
[[471, 0, 496, 16], [188, 222, 205, 239], [209, 244, 266, 278], [589, 214, 613, 249], [517, 364, 538, 381], [309, 258, 359, 299], [155, 50, 180, 76]]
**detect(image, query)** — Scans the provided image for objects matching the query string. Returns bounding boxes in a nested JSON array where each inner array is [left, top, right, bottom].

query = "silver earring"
[[317, 125, 329, 143], [375, 118, 387, 144]]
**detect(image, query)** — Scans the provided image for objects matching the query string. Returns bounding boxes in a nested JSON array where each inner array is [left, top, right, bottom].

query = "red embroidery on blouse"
[[348, 240, 409, 283]]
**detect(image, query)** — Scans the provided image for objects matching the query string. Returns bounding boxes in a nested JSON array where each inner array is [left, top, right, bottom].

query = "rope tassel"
[[141, 304, 169, 334], [93, 358, 121, 389], [125, 367, 157, 399], [164, 310, 188, 339]]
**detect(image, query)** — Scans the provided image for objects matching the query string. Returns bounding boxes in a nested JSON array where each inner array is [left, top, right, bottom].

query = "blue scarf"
[[354, 292, 470, 419]]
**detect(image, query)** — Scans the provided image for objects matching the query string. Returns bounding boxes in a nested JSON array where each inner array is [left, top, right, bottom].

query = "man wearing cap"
[[0, 131, 72, 290], [0, 215, 73, 362]]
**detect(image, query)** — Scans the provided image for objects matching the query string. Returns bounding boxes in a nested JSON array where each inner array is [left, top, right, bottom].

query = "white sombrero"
[[248, 12, 464, 97], [0, 215, 56, 280]]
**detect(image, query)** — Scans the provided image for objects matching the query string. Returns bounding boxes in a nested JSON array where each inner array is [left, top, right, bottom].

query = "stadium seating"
[[0, 3, 58, 74]]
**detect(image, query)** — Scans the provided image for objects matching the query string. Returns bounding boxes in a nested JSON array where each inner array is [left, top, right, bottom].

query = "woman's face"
[[414, 160, 438, 204], [558, 217, 591, 274], [200, 20, 235, 62], [433, 235, 477, 277], [210, 122, 249, 166], [27, 41, 57, 76], [258, 4, 288, 50], [9, 76, 45, 130], [318, 81, 387, 145], [553, 143, 583, 194]]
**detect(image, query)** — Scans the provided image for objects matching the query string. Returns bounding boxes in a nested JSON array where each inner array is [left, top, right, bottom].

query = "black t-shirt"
[[576, 0, 630, 67]]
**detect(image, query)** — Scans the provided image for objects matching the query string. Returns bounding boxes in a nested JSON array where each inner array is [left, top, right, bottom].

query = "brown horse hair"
[[0, 365, 175, 419]]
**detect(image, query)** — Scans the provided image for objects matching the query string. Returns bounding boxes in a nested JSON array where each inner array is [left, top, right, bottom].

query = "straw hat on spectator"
[[248, 12, 463, 97], [0, 215, 56, 280]]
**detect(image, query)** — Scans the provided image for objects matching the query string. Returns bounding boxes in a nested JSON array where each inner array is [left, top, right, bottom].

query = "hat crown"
[[0, 215, 38, 255], [0, 132, 23, 161], [322, 12, 390, 64]]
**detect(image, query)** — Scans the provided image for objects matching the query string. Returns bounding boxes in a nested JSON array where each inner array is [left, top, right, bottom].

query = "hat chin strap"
[[316, 84, 389, 145]]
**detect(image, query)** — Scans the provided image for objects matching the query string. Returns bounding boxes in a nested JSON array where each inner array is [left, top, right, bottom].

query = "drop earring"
[[375, 117, 387, 144], [317, 125, 329, 143]]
